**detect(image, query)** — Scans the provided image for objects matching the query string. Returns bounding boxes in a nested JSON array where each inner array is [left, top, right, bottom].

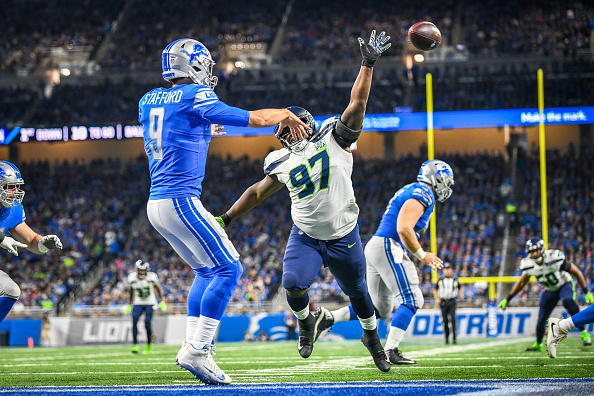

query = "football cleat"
[[581, 330, 592, 346], [361, 330, 391, 372], [385, 347, 418, 365], [525, 341, 543, 352], [546, 317, 567, 358], [176, 340, 189, 365], [297, 314, 316, 358], [177, 343, 231, 385], [313, 307, 334, 342], [131, 344, 139, 354], [143, 344, 153, 354]]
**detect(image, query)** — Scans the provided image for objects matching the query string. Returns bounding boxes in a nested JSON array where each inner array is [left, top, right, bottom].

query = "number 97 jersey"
[[520, 249, 572, 292], [263, 117, 359, 241], [128, 271, 159, 306]]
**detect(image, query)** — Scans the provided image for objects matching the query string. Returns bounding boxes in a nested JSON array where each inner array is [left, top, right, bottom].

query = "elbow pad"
[[333, 118, 362, 144]]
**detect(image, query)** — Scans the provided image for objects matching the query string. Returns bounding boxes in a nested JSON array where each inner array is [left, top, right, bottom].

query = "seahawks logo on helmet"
[[135, 260, 150, 279], [525, 237, 545, 257]]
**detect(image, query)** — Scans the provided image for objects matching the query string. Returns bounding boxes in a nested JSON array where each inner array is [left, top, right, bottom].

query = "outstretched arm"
[[340, 30, 391, 131], [217, 175, 285, 227], [9, 222, 62, 255]]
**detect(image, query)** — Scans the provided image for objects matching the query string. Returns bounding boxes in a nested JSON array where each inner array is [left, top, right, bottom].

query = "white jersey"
[[264, 117, 358, 240], [128, 271, 159, 306], [520, 249, 572, 292]]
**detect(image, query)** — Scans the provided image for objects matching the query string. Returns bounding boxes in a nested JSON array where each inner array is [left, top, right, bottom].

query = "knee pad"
[[0, 277, 20, 300], [211, 260, 242, 298], [376, 302, 394, 320], [282, 271, 300, 291]]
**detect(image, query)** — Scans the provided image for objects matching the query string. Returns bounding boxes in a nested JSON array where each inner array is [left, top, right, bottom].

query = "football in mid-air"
[[408, 21, 441, 51]]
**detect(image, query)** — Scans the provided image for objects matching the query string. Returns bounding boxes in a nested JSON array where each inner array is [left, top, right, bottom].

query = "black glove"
[[359, 30, 391, 67]]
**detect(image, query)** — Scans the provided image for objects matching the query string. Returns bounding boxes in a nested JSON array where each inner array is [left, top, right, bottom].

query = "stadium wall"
[[7, 124, 581, 163], [43, 307, 594, 347]]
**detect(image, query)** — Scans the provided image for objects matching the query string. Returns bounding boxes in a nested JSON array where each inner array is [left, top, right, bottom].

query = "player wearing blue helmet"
[[0, 161, 63, 324], [140, 38, 310, 385], [215, 30, 393, 372], [315, 159, 454, 365], [499, 237, 594, 351]]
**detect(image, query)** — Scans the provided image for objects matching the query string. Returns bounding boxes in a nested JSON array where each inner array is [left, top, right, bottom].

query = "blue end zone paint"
[[1, 379, 593, 396]]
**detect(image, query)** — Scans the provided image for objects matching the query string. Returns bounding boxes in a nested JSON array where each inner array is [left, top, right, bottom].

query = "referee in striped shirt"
[[433, 262, 460, 344]]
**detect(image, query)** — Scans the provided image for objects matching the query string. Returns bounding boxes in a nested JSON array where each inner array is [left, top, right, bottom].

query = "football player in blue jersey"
[[315, 160, 454, 365], [0, 161, 63, 324], [215, 30, 393, 373], [139, 38, 310, 385]]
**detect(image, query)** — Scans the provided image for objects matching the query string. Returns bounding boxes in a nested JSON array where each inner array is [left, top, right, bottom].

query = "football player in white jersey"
[[215, 30, 392, 372], [498, 237, 594, 351], [123, 260, 167, 354]]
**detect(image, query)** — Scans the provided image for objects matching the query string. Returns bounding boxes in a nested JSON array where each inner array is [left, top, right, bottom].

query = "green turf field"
[[1, 337, 593, 387]]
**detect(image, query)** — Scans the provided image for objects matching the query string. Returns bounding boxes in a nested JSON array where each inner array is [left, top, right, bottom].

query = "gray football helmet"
[[0, 161, 25, 208], [162, 38, 218, 88], [417, 159, 454, 202]]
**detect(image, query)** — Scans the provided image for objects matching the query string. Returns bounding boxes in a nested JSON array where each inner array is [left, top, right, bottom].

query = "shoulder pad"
[[191, 85, 219, 108], [264, 149, 291, 175]]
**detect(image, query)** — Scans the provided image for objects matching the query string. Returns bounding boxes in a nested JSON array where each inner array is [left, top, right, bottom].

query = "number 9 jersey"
[[139, 84, 250, 200], [263, 117, 358, 240], [128, 271, 159, 306], [520, 249, 572, 292]]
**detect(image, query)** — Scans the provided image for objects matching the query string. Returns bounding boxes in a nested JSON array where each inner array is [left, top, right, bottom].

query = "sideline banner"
[[48, 307, 594, 346]]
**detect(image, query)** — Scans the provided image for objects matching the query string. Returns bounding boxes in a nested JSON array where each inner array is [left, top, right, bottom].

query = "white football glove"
[[38, 235, 63, 253], [0, 236, 28, 256]]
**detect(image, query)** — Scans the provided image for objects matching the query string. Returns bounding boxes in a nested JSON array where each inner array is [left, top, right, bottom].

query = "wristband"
[[362, 59, 376, 68], [583, 288, 590, 294], [412, 248, 426, 260], [38, 240, 49, 254], [506, 294, 514, 302], [221, 213, 231, 226]]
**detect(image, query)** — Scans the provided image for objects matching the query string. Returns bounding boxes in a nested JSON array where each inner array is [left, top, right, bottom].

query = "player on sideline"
[[215, 30, 393, 372], [498, 237, 593, 351], [124, 260, 167, 354], [0, 161, 63, 323], [315, 160, 454, 365], [547, 304, 594, 358], [140, 38, 310, 385]]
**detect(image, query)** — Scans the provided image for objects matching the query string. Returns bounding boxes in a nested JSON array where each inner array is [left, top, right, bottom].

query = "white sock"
[[331, 306, 351, 323], [293, 306, 310, 320], [559, 317, 576, 333], [384, 326, 406, 350], [358, 315, 377, 331], [192, 316, 220, 349], [186, 316, 199, 343]]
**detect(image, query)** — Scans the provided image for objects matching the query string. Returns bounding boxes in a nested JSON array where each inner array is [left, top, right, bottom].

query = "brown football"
[[408, 21, 441, 51]]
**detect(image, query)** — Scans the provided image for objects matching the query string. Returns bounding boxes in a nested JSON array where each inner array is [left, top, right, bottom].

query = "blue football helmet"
[[0, 161, 25, 208], [417, 159, 454, 202], [525, 237, 545, 259], [162, 38, 218, 88], [274, 106, 316, 154], [135, 260, 150, 279]]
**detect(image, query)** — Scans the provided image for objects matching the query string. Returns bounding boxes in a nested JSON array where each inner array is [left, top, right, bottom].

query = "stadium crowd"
[[4, 157, 148, 313]]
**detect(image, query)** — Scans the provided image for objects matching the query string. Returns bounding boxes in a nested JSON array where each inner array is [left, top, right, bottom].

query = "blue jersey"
[[0, 204, 26, 235], [139, 84, 250, 200], [374, 182, 435, 248]]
